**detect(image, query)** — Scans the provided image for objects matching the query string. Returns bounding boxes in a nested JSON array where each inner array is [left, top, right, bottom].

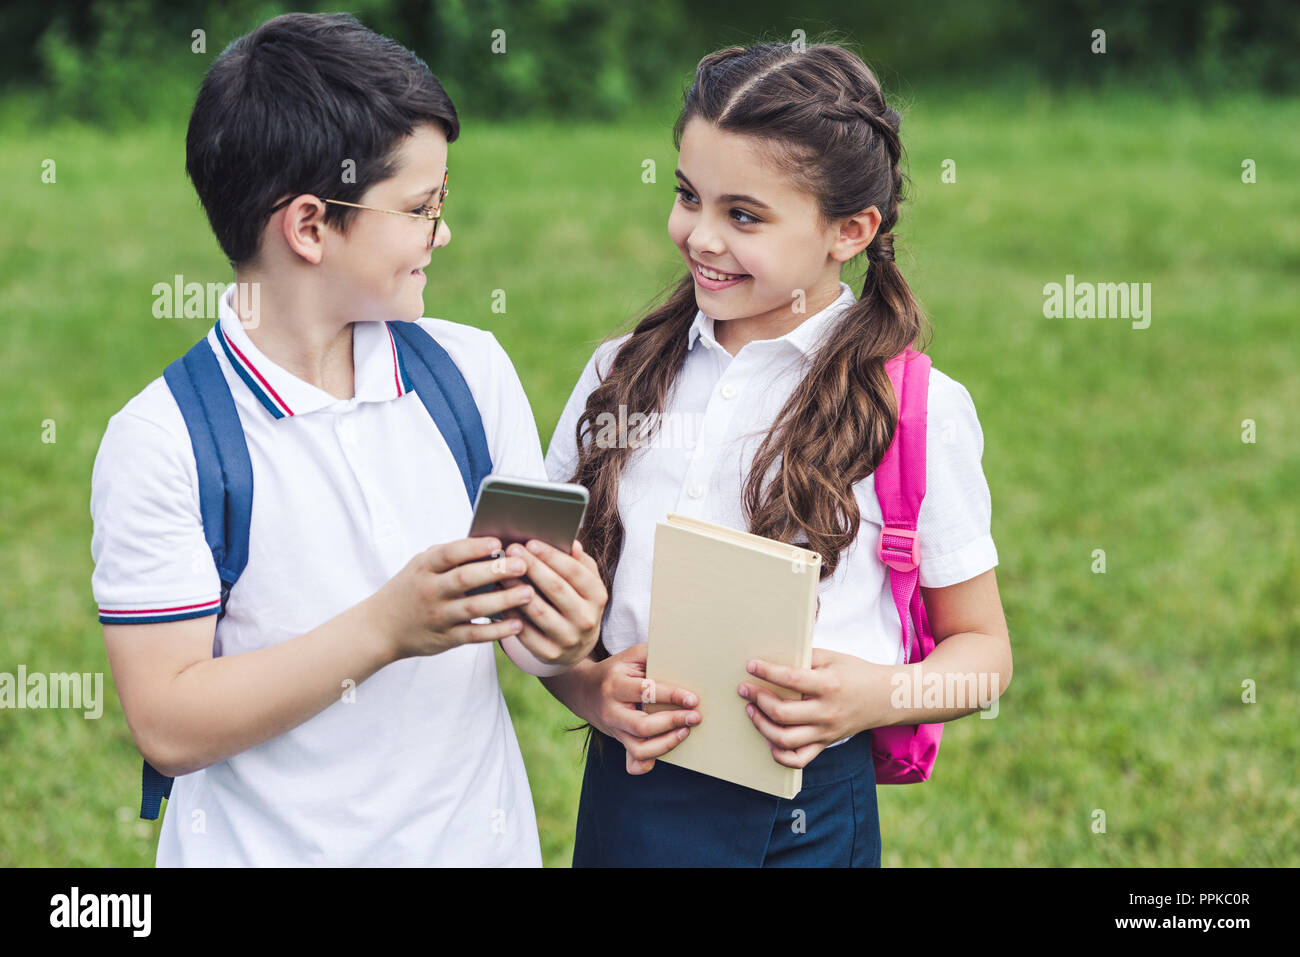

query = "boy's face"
[[322, 122, 450, 323]]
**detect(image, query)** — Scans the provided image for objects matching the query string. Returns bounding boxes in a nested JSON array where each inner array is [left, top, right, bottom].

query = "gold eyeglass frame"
[[269, 167, 449, 249]]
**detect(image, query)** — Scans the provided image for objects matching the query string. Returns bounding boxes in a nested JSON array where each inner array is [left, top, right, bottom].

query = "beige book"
[[644, 513, 822, 799]]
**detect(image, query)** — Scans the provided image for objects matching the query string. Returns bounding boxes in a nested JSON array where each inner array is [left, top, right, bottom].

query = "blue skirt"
[[572, 728, 881, 867]]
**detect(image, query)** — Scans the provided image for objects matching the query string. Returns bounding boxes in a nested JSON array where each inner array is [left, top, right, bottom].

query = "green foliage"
[[2, 0, 1298, 128]]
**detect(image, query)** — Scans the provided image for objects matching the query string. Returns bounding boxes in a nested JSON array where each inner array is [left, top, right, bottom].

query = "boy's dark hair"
[[186, 12, 459, 266]]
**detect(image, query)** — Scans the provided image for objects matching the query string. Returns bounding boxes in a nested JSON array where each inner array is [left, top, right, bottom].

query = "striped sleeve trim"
[[99, 598, 221, 624]]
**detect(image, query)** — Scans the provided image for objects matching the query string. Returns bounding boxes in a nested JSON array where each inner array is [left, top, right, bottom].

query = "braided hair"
[[571, 42, 932, 602]]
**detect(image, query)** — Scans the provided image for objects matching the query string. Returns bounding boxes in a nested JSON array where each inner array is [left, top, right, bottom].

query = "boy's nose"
[[433, 219, 451, 249]]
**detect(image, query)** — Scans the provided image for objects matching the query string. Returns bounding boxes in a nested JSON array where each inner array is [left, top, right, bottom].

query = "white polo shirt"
[[545, 282, 999, 671], [91, 285, 546, 866]]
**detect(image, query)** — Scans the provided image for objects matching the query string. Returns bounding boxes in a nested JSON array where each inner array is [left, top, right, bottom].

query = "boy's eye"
[[413, 204, 436, 217]]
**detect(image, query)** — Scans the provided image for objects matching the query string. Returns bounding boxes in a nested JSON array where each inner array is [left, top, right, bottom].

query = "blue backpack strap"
[[386, 321, 493, 503], [137, 326, 254, 820]]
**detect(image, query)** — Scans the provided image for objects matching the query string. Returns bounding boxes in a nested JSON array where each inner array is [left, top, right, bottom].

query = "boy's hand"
[[498, 539, 607, 668], [369, 536, 538, 661]]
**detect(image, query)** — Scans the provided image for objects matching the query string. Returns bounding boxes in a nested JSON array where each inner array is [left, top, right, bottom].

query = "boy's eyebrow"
[[403, 186, 439, 205], [675, 169, 771, 210]]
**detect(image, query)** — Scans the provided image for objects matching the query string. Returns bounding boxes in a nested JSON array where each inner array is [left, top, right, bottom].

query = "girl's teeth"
[[699, 265, 741, 280]]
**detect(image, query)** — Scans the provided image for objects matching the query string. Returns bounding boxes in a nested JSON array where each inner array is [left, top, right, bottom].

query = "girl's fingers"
[[616, 671, 699, 709], [745, 700, 822, 751], [616, 724, 692, 768], [769, 741, 825, 770], [738, 683, 819, 725], [608, 698, 698, 739], [746, 658, 825, 696], [626, 751, 654, 775], [611, 642, 649, 671]]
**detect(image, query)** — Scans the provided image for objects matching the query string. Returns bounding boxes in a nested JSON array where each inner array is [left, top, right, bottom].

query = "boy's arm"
[[105, 538, 536, 779], [104, 599, 390, 778]]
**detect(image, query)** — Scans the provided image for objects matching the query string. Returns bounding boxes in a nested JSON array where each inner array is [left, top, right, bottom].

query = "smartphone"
[[465, 475, 589, 602]]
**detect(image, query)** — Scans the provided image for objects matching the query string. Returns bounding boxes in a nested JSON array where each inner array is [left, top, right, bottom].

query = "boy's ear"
[[278, 195, 328, 265], [829, 204, 883, 264]]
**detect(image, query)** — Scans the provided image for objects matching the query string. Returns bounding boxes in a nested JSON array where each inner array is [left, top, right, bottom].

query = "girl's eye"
[[674, 186, 761, 226]]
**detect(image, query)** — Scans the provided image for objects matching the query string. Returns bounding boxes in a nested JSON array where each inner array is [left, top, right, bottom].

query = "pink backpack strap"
[[875, 348, 931, 664]]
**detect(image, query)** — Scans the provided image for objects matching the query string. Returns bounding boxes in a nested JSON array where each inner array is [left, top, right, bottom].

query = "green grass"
[[1, 86, 1297, 866]]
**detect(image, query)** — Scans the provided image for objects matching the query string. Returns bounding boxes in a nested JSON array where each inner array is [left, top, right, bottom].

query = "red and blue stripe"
[[213, 321, 295, 418], [99, 598, 222, 624], [386, 322, 415, 396]]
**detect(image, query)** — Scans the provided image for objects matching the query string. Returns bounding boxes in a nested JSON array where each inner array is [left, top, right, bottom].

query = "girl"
[[535, 41, 1012, 866]]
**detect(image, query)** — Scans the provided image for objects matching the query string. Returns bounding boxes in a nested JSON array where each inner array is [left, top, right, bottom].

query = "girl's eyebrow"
[[675, 169, 772, 210]]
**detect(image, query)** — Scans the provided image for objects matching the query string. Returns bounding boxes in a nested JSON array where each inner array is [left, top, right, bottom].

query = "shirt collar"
[[213, 284, 412, 419], [686, 281, 857, 357]]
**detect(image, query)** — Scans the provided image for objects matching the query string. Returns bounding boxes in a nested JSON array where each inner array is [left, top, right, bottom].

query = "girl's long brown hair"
[[573, 42, 933, 656]]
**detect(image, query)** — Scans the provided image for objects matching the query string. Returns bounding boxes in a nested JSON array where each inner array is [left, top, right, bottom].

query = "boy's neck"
[[231, 269, 356, 401]]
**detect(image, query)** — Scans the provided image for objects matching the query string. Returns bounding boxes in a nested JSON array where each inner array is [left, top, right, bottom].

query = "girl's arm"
[[740, 568, 1011, 766], [877, 567, 1012, 725]]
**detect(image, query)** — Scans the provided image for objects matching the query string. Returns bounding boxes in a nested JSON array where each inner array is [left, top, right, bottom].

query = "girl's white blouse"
[[545, 282, 998, 666]]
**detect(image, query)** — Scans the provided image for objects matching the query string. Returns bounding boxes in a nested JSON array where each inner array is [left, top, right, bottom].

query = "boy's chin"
[[394, 288, 425, 322]]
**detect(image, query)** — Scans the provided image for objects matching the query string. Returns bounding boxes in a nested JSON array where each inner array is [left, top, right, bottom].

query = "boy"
[[89, 12, 605, 866]]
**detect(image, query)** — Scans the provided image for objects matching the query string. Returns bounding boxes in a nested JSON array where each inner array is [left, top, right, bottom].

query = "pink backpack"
[[870, 348, 943, 784]]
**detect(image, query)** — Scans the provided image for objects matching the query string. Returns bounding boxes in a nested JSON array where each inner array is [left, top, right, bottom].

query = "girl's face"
[[668, 118, 871, 337]]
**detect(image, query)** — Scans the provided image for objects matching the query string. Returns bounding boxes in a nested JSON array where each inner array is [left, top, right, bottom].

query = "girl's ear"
[[829, 204, 883, 264]]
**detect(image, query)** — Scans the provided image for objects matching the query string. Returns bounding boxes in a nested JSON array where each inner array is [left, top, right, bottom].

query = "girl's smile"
[[690, 258, 750, 290], [668, 117, 873, 352]]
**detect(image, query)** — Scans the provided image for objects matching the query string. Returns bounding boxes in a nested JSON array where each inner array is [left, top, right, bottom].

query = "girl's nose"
[[688, 231, 725, 258]]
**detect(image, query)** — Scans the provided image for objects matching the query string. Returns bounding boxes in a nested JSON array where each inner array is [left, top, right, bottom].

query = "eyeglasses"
[[268, 168, 449, 250]]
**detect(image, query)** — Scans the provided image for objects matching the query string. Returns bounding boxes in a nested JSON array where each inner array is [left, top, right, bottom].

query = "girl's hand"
[[583, 642, 701, 775], [737, 649, 890, 769], [498, 539, 608, 668]]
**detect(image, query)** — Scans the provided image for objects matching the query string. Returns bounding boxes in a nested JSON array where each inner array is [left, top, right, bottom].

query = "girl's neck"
[[713, 276, 845, 356]]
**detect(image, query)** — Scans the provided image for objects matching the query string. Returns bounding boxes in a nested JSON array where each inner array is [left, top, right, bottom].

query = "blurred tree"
[[1, 0, 1295, 127]]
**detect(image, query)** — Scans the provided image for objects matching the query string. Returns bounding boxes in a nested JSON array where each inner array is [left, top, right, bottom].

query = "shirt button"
[[720, 384, 737, 400], [687, 482, 704, 499]]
